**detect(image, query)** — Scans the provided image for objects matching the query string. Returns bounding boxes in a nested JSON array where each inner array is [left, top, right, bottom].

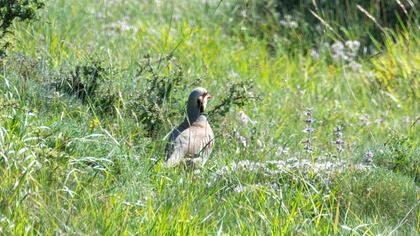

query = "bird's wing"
[[165, 121, 214, 167], [188, 121, 214, 165], [165, 145, 186, 167], [164, 122, 188, 160]]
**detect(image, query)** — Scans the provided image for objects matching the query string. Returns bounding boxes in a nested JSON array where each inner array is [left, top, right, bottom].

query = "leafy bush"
[[0, 0, 44, 57], [208, 80, 259, 122], [126, 55, 260, 139], [53, 58, 117, 114], [126, 55, 187, 138]]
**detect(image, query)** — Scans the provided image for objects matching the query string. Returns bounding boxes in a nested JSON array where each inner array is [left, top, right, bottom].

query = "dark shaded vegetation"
[[53, 58, 118, 115], [208, 80, 260, 122], [115, 53, 260, 139], [51, 55, 260, 141], [126, 55, 186, 138], [0, 0, 44, 57]]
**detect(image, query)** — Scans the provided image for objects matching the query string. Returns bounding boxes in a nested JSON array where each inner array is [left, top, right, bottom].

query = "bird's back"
[[165, 117, 214, 167]]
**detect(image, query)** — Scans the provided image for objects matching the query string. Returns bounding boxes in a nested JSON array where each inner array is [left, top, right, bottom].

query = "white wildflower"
[[229, 70, 240, 78], [375, 118, 383, 126], [365, 71, 375, 78], [288, 21, 298, 29], [275, 146, 289, 157], [237, 134, 247, 147], [348, 61, 362, 71], [234, 185, 246, 193], [173, 14, 181, 21], [280, 15, 298, 29], [359, 114, 370, 126], [256, 139, 263, 149], [331, 41, 344, 52], [239, 111, 256, 126], [331, 50, 346, 62], [310, 49, 320, 60], [106, 19, 137, 34], [345, 40, 360, 57]]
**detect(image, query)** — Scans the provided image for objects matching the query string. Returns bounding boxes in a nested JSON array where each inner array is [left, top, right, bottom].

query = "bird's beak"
[[207, 94, 213, 99]]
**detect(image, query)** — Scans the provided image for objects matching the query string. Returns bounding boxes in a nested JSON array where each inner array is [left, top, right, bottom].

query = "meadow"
[[0, 0, 419, 234]]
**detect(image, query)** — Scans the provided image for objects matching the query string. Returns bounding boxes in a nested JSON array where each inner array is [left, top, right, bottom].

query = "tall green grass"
[[0, 0, 419, 234]]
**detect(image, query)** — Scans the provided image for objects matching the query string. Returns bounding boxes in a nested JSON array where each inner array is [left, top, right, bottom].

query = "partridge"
[[165, 87, 214, 167]]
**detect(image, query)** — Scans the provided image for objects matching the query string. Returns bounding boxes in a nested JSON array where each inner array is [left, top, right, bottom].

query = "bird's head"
[[187, 87, 212, 115]]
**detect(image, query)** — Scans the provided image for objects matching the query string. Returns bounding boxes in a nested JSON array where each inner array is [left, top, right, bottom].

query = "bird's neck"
[[186, 107, 206, 124]]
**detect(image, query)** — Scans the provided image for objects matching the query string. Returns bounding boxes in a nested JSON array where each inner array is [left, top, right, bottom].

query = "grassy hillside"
[[1, 0, 419, 234]]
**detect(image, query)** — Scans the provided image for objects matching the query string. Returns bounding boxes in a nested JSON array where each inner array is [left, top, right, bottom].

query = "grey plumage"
[[165, 87, 214, 167]]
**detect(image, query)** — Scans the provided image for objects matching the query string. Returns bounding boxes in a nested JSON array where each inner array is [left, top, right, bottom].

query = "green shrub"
[[126, 55, 187, 138], [0, 0, 44, 57], [208, 80, 259, 122], [53, 58, 118, 115]]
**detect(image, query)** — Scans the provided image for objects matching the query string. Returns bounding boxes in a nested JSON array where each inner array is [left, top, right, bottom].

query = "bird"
[[165, 87, 214, 168]]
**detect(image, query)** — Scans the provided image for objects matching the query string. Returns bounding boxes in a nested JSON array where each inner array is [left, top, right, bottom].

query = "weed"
[[302, 108, 314, 156], [334, 125, 344, 154], [0, 0, 44, 57], [126, 55, 186, 137], [53, 58, 117, 115], [208, 80, 259, 122]]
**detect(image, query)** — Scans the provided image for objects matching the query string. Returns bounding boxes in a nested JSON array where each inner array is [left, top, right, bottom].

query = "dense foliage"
[[0, 0, 44, 56], [0, 0, 419, 234]]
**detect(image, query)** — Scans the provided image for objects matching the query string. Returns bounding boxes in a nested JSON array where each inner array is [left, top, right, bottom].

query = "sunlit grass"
[[1, 0, 419, 234]]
